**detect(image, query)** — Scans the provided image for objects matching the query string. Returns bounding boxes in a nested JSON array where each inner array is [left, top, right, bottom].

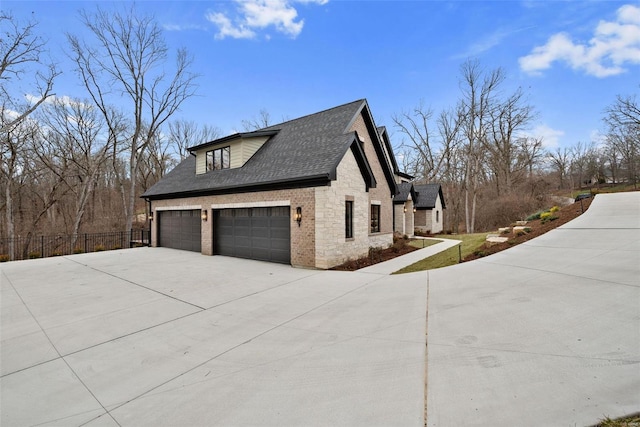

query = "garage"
[[158, 210, 201, 252], [214, 206, 290, 264]]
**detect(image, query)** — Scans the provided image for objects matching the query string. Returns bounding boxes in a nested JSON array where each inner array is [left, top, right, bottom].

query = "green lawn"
[[394, 233, 489, 274], [408, 239, 441, 249]]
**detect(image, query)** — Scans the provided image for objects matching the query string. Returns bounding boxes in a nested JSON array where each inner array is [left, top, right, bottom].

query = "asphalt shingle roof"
[[142, 100, 368, 199], [414, 184, 445, 209], [394, 182, 414, 204]]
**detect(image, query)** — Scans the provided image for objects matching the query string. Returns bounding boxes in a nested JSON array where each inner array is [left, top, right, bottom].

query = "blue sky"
[[5, 0, 640, 151]]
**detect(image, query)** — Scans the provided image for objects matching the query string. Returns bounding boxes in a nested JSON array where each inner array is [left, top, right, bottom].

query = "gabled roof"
[[394, 182, 416, 204], [142, 100, 384, 200], [414, 184, 446, 209]]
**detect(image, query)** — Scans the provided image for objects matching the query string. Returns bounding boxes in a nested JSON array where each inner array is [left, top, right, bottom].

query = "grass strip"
[[394, 233, 488, 274]]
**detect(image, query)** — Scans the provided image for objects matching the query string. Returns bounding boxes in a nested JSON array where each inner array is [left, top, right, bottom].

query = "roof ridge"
[[261, 99, 366, 130]]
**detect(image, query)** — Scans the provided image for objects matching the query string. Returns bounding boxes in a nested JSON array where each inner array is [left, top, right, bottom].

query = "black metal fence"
[[0, 230, 150, 262]]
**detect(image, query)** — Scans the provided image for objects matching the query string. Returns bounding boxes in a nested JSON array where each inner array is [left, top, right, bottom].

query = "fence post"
[[84, 234, 88, 254], [41, 235, 44, 258]]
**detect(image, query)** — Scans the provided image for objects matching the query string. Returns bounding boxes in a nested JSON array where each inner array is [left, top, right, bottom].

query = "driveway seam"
[[64, 257, 207, 310], [99, 273, 391, 418], [428, 342, 640, 364], [1, 270, 122, 427], [473, 258, 639, 289]]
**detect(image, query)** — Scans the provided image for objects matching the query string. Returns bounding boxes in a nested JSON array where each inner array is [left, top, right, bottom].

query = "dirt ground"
[[332, 197, 594, 271]]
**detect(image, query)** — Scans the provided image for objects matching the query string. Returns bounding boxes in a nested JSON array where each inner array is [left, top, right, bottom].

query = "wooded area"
[[2, 8, 639, 259]]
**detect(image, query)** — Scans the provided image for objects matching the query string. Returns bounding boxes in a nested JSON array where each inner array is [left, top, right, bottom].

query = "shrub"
[[549, 205, 560, 213], [0, 254, 9, 262], [541, 215, 559, 224], [73, 248, 84, 254], [28, 251, 41, 259], [524, 227, 532, 233], [526, 211, 543, 221], [111, 245, 122, 250], [94, 244, 106, 252], [540, 211, 552, 220], [515, 230, 526, 237]]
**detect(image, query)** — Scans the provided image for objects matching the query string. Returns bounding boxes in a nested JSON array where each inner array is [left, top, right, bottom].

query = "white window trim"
[[371, 200, 382, 205], [211, 200, 290, 209], [156, 205, 201, 211]]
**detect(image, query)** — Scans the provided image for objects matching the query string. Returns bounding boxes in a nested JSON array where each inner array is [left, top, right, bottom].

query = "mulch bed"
[[330, 238, 419, 271]]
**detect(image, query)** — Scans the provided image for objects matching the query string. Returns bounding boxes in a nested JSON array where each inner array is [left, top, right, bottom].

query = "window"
[[436, 210, 439, 223], [345, 200, 353, 239], [370, 204, 380, 233], [206, 146, 230, 171]]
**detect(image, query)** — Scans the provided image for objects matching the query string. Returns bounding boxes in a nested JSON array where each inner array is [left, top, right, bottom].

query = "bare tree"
[[168, 119, 221, 160], [0, 13, 59, 135], [518, 137, 544, 179], [38, 97, 114, 243], [547, 147, 571, 189], [0, 14, 58, 257], [457, 59, 504, 233], [604, 91, 639, 188], [484, 88, 535, 195], [392, 101, 459, 182], [67, 5, 198, 233], [241, 108, 272, 131]]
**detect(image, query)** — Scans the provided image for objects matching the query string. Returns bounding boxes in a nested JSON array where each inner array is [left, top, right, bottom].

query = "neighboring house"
[[142, 99, 400, 269]]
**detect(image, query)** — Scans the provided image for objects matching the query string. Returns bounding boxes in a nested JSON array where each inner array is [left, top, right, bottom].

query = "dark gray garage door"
[[214, 207, 290, 264], [158, 210, 201, 252]]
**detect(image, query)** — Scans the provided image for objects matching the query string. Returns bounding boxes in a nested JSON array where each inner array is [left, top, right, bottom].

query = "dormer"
[[189, 130, 279, 175]]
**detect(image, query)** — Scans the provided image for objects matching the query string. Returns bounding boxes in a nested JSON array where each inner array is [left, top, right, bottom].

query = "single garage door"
[[158, 210, 201, 252], [214, 206, 290, 264]]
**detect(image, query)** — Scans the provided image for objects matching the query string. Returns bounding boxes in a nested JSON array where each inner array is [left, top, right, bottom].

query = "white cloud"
[[528, 124, 565, 149], [452, 26, 536, 59], [163, 23, 205, 32], [207, 0, 328, 40], [519, 3, 640, 77], [207, 12, 256, 39]]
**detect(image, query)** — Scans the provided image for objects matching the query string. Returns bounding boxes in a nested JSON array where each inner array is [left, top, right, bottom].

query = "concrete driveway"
[[1, 248, 427, 426], [426, 192, 640, 426], [2, 192, 638, 427]]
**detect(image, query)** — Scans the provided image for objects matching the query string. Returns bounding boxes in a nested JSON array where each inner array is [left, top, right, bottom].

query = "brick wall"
[[150, 187, 316, 268]]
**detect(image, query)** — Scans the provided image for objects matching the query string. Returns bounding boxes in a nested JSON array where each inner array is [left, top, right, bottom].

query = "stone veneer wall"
[[348, 113, 394, 236], [414, 209, 429, 233], [314, 150, 390, 269], [150, 187, 316, 268], [431, 195, 444, 233]]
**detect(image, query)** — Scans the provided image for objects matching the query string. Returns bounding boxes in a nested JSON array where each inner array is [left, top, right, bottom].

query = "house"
[[142, 99, 402, 269]]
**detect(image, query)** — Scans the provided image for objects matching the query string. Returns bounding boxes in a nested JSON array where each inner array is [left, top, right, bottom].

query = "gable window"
[[345, 200, 354, 239], [436, 210, 439, 223], [370, 204, 380, 233], [206, 146, 230, 171]]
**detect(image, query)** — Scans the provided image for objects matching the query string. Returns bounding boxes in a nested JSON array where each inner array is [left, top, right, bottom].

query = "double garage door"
[[158, 207, 290, 264], [215, 207, 290, 264]]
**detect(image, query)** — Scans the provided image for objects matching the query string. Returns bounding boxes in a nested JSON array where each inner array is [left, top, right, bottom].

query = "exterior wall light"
[[148, 211, 154, 221], [295, 206, 302, 227], [201, 209, 208, 221], [403, 205, 407, 213], [413, 206, 417, 213]]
